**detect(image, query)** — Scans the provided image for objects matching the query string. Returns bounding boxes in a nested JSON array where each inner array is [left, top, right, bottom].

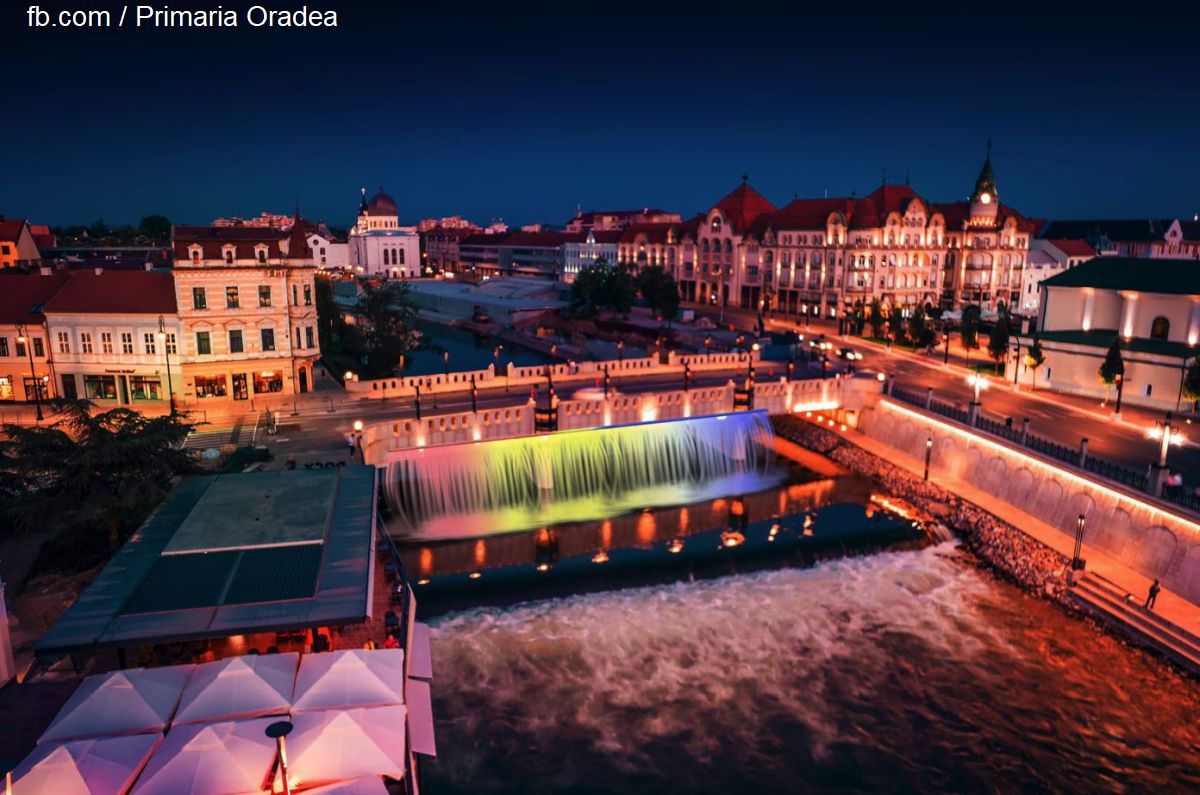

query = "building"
[[348, 189, 420, 277], [565, 208, 681, 233], [457, 231, 575, 281], [0, 268, 71, 401], [309, 231, 350, 270], [423, 225, 479, 276], [1038, 218, 1200, 260], [417, 215, 479, 232], [1012, 256, 1200, 410], [211, 212, 296, 230], [0, 219, 43, 269], [636, 153, 1035, 318], [1018, 239, 1096, 313], [43, 268, 182, 406], [562, 229, 622, 282], [172, 219, 320, 403], [617, 217, 701, 291]]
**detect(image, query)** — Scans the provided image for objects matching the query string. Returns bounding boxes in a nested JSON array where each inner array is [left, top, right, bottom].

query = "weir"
[[384, 411, 778, 539]]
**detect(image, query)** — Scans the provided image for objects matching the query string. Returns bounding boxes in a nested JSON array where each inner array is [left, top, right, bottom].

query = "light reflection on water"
[[424, 544, 1200, 794]]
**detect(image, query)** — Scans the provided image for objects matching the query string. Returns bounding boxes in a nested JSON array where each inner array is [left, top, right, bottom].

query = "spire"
[[741, 172, 748, 185], [359, 187, 367, 213], [971, 140, 998, 205]]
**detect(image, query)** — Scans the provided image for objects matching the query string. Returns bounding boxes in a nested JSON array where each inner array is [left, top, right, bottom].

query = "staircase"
[[183, 414, 259, 451], [1069, 572, 1200, 675]]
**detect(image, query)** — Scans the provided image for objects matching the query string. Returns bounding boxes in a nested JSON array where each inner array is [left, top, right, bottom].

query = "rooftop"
[[1031, 328, 1197, 359], [43, 269, 177, 315], [1041, 256, 1200, 296]]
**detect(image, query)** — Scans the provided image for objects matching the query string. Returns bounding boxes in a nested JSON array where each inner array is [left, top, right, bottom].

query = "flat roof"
[[36, 467, 377, 657], [1041, 256, 1200, 295]]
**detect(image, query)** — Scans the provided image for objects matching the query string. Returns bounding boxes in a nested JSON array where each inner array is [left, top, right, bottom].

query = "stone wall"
[[858, 398, 1200, 604]]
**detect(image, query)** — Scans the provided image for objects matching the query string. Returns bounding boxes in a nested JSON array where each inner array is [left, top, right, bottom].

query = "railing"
[[889, 387, 1151, 495], [1162, 488, 1200, 513]]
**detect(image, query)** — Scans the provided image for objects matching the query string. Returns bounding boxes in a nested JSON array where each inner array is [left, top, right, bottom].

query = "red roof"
[[713, 183, 777, 233], [0, 270, 72, 324], [172, 216, 317, 261], [44, 270, 177, 315], [1046, 238, 1095, 257], [0, 219, 27, 242]]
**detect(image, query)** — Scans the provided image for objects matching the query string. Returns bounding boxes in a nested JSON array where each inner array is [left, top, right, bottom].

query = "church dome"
[[365, 190, 398, 217]]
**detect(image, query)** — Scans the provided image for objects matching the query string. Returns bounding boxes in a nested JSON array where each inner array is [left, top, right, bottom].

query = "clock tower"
[[969, 141, 999, 227]]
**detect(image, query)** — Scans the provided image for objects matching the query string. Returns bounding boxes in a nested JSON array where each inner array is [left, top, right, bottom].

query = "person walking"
[[1144, 579, 1161, 610]]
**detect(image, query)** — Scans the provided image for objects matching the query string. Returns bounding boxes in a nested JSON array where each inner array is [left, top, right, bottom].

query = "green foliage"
[[355, 281, 422, 375], [1025, 336, 1046, 388], [570, 259, 636, 317], [867, 300, 886, 338], [635, 265, 680, 321], [137, 215, 172, 244], [1098, 339, 1124, 385], [314, 275, 344, 350], [0, 403, 198, 569], [960, 304, 982, 353], [53, 218, 170, 247], [987, 307, 1012, 372], [1183, 359, 1200, 403], [906, 308, 935, 348]]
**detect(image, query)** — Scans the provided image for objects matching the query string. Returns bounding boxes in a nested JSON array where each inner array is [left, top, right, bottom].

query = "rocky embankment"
[[773, 415, 1070, 602]]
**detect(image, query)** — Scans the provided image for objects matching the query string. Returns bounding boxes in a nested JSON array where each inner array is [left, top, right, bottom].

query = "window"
[[261, 328, 276, 352], [292, 285, 299, 305], [257, 250, 267, 263], [80, 333, 92, 353], [101, 332, 113, 354], [226, 286, 240, 308], [130, 376, 162, 401], [120, 333, 133, 354], [164, 333, 177, 354], [83, 375, 117, 400], [196, 331, 211, 355], [305, 326, 314, 348], [254, 371, 283, 393], [229, 329, 244, 354], [1150, 316, 1170, 340], [32, 338, 45, 358], [194, 374, 227, 398], [193, 287, 207, 309], [57, 331, 70, 354], [398, 249, 405, 265], [224, 250, 233, 264], [1145, 384, 1154, 397], [0, 337, 7, 357], [15, 339, 25, 357], [258, 285, 272, 307], [303, 284, 312, 305], [144, 333, 157, 355]]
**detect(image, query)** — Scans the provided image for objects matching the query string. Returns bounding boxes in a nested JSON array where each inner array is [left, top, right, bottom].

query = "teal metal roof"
[[1041, 257, 1200, 295], [36, 466, 377, 657]]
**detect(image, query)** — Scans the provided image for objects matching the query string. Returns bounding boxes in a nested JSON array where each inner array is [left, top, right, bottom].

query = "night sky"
[[4, 0, 1199, 228]]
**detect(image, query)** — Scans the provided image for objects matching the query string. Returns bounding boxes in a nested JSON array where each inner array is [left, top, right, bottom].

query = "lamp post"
[[924, 436, 933, 481], [786, 359, 794, 382], [1071, 514, 1086, 571], [493, 345, 505, 391], [266, 720, 295, 795], [617, 338, 625, 365], [414, 382, 422, 421], [157, 315, 176, 416], [352, 419, 364, 457], [1011, 337, 1021, 386], [966, 373, 987, 426], [1113, 372, 1124, 418], [603, 364, 611, 398], [704, 334, 712, 358], [683, 361, 691, 391], [443, 350, 450, 376], [16, 324, 43, 421], [1147, 411, 1184, 496], [470, 374, 478, 413], [943, 320, 952, 365]]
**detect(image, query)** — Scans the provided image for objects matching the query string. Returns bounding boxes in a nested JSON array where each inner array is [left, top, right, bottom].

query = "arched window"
[[724, 240, 732, 254], [258, 250, 267, 263], [765, 251, 774, 265], [701, 240, 709, 254], [711, 217, 722, 233], [1150, 316, 1170, 339]]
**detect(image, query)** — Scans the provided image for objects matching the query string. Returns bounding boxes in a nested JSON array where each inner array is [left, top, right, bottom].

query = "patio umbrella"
[[11, 734, 161, 795], [272, 706, 407, 792], [174, 653, 298, 725], [291, 649, 404, 713], [39, 666, 193, 744], [130, 717, 278, 795]]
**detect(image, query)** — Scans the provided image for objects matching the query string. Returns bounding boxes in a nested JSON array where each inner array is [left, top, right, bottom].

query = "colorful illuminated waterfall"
[[384, 411, 779, 539]]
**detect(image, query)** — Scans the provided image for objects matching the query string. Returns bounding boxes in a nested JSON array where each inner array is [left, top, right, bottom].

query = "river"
[[422, 543, 1200, 793]]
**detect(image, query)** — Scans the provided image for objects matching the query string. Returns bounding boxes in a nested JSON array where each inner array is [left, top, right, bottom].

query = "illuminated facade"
[[349, 188, 421, 277]]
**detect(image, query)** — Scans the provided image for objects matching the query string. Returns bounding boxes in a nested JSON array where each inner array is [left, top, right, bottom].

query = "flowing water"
[[423, 544, 1200, 794], [386, 412, 778, 540]]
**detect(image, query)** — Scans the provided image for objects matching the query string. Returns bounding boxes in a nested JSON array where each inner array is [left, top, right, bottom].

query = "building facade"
[[309, 231, 350, 270], [172, 220, 320, 404], [1019, 239, 1096, 313], [565, 208, 681, 233], [1038, 218, 1200, 260], [348, 189, 420, 277], [562, 229, 621, 282], [0, 219, 43, 269], [0, 268, 69, 401]]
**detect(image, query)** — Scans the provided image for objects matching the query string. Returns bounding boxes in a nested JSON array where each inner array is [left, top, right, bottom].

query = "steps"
[[1069, 572, 1200, 674], [183, 414, 259, 450]]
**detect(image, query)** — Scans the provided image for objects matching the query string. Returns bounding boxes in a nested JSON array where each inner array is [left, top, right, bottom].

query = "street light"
[[352, 419, 364, 455], [157, 315, 175, 416], [617, 338, 625, 365], [966, 373, 988, 402], [1148, 412, 1185, 468], [704, 335, 712, 358], [1114, 372, 1124, 416], [470, 374, 478, 412], [1011, 337, 1022, 386], [493, 345, 507, 392], [1071, 514, 1086, 571], [924, 437, 933, 480], [443, 350, 450, 376], [265, 720, 295, 795], [16, 324, 43, 421], [414, 382, 422, 421]]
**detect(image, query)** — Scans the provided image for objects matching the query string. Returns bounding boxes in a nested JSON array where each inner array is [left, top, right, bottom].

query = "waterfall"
[[384, 411, 778, 538]]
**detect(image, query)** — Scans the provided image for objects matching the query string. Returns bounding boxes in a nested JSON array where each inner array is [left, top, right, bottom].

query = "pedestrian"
[[1144, 578, 1161, 610], [383, 634, 400, 650]]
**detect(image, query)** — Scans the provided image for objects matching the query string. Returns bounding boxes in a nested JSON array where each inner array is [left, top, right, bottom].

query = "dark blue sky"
[[4, 0, 1199, 228]]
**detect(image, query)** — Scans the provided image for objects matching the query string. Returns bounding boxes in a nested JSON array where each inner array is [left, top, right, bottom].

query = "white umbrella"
[[12, 734, 160, 795], [40, 666, 193, 744], [174, 653, 298, 725], [131, 717, 277, 795], [272, 777, 390, 795], [291, 649, 404, 713], [272, 706, 407, 792]]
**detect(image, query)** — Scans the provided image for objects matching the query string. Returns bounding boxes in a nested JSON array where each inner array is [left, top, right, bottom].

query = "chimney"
[[94, 267, 104, 276], [39, 265, 51, 277]]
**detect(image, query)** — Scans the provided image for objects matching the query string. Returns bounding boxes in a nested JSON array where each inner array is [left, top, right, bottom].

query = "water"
[[423, 544, 1200, 794], [386, 412, 778, 540], [402, 322, 551, 377]]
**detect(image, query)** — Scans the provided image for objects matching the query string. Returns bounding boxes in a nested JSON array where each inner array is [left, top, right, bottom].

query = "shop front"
[[62, 367, 171, 406]]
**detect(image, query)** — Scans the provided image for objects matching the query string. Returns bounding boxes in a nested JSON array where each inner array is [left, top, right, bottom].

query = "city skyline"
[[4, 0, 1199, 226]]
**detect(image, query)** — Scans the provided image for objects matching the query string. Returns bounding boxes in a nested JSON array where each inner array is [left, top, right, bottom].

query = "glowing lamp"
[[353, 419, 363, 432]]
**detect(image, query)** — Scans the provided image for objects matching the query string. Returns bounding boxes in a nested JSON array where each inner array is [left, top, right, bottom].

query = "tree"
[[987, 307, 1012, 374], [0, 403, 197, 565], [1182, 358, 1200, 406], [906, 307, 934, 349], [960, 304, 982, 362], [1025, 336, 1046, 390], [138, 215, 172, 244], [355, 280, 422, 375], [867, 300, 886, 338], [570, 259, 636, 317], [635, 265, 680, 322], [314, 275, 344, 351], [1098, 338, 1124, 403]]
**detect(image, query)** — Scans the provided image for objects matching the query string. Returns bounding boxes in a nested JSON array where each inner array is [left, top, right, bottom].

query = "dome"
[[365, 190, 398, 217]]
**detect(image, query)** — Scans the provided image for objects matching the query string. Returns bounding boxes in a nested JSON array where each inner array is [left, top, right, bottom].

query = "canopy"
[[173, 653, 298, 725], [292, 649, 405, 713], [282, 777, 390, 795], [11, 734, 161, 795], [130, 717, 278, 795], [273, 706, 407, 792], [39, 666, 193, 744]]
